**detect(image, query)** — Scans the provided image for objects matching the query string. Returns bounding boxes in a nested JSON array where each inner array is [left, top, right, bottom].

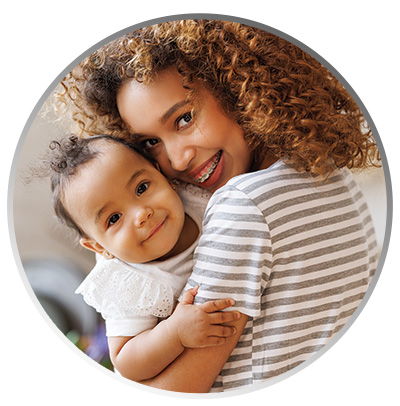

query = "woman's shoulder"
[[211, 160, 293, 199], [209, 160, 352, 210]]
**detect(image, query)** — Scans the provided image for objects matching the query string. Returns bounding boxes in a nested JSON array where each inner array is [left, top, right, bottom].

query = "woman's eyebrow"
[[160, 100, 189, 124]]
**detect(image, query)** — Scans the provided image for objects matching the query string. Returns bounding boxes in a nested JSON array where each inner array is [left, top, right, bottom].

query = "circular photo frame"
[[8, 14, 392, 397]]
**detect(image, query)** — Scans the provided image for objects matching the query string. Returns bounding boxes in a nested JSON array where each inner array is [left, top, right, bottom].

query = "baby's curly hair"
[[46, 134, 141, 239], [56, 19, 379, 177]]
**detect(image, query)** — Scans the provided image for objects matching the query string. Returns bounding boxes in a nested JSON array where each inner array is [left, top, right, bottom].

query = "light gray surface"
[[14, 105, 96, 274]]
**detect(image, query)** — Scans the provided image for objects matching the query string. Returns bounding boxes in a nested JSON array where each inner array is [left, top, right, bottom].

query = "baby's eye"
[[107, 213, 121, 227], [137, 181, 150, 196], [176, 112, 193, 130]]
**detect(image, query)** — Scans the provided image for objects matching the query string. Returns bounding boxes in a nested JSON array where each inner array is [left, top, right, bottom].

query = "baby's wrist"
[[163, 317, 185, 351]]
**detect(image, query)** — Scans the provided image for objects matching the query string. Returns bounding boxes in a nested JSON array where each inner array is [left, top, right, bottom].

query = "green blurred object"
[[66, 325, 113, 371]]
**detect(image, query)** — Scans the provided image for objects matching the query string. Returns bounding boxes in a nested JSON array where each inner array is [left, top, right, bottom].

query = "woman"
[[57, 19, 380, 392]]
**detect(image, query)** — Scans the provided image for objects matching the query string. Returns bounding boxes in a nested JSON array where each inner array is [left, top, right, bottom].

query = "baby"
[[47, 134, 240, 381]]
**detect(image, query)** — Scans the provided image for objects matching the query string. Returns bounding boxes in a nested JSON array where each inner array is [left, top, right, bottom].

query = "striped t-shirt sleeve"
[[187, 185, 273, 317], [183, 163, 378, 391]]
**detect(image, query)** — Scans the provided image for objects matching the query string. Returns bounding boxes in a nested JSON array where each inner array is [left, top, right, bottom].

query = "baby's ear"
[[80, 238, 114, 260]]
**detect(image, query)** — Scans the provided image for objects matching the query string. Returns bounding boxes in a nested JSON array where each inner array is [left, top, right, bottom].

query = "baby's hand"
[[167, 286, 241, 349]]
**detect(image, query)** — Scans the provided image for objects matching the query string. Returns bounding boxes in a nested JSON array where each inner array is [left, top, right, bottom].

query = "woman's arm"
[[139, 313, 248, 393], [108, 289, 241, 381]]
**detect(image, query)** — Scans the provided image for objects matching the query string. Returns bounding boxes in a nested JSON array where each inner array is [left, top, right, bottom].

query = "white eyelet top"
[[75, 183, 210, 337]]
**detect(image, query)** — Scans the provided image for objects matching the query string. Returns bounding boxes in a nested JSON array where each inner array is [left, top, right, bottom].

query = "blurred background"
[[11, 89, 388, 374], [13, 98, 112, 370]]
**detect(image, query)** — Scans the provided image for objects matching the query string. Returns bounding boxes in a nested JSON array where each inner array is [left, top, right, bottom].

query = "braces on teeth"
[[195, 151, 222, 183]]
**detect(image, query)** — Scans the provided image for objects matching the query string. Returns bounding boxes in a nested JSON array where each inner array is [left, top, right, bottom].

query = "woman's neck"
[[251, 149, 278, 171]]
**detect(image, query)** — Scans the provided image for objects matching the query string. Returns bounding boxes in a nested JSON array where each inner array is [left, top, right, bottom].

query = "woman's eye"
[[137, 182, 149, 196], [176, 112, 192, 130], [108, 213, 121, 227], [141, 139, 159, 150]]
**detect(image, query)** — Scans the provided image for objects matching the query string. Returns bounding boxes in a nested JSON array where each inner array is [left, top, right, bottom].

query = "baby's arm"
[[108, 287, 241, 381]]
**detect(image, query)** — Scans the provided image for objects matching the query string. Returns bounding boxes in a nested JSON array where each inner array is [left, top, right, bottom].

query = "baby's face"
[[63, 141, 185, 263]]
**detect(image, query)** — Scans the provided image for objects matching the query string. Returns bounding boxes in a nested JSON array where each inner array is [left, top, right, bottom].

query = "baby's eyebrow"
[[95, 203, 111, 226], [126, 169, 146, 188], [94, 169, 146, 225]]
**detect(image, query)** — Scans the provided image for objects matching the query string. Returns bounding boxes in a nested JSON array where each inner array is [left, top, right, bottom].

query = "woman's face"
[[116, 69, 253, 193]]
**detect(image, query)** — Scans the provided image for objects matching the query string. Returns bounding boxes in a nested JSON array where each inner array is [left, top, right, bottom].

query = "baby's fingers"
[[208, 310, 242, 325], [213, 325, 237, 338], [179, 286, 199, 305], [206, 325, 237, 346], [200, 298, 235, 313], [201, 336, 228, 347]]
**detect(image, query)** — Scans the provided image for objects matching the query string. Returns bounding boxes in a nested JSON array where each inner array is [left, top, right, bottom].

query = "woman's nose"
[[165, 141, 196, 173], [133, 206, 153, 228]]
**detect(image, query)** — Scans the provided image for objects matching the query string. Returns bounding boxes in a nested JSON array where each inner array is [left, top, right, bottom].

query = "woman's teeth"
[[194, 151, 222, 183]]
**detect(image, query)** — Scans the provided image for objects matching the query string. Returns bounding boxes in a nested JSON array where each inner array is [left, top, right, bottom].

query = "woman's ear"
[[80, 238, 114, 260]]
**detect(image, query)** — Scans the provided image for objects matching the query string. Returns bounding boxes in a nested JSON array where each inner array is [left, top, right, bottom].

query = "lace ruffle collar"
[[76, 258, 175, 318]]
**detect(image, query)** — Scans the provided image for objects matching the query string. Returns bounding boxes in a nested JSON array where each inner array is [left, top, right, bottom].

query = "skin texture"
[[117, 69, 254, 194]]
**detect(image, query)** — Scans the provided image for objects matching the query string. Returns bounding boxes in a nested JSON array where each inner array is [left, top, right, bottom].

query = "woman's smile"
[[188, 150, 222, 185]]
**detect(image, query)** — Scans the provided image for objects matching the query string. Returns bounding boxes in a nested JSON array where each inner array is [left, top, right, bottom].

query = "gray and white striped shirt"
[[185, 160, 378, 391]]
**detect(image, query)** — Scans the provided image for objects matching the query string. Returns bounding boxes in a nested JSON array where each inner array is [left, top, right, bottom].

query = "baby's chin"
[[122, 243, 179, 264], [151, 246, 179, 263]]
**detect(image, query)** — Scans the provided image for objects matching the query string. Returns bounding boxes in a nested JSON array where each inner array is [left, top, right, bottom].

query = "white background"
[[2, 1, 398, 404]]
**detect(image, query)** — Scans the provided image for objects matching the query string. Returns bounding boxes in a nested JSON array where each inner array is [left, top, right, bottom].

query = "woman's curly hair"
[[56, 19, 379, 176]]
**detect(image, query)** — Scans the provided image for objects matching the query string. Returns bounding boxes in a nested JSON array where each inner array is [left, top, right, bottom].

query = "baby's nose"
[[134, 207, 153, 227]]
